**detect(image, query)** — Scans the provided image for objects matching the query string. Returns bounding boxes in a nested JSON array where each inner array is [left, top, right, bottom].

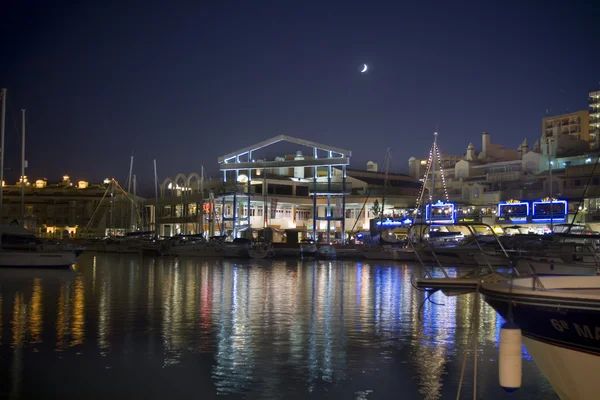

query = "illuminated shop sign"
[[425, 201, 456, 224], [375, 218, 413, 227], [531, 198, 567, 223]]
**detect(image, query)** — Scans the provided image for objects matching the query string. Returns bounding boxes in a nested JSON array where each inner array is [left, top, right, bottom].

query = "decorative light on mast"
[[414, 131, 450, 213]]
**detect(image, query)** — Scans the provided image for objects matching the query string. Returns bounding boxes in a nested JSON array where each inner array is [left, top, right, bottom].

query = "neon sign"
[[497, 200, 529, 223], [375, 218, 413, 227], [425, 201, 456, 224], [532, 198, 567, 223]]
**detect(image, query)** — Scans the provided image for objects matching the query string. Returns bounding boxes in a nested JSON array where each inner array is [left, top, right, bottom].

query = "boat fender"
[[499, 322, 522, 392]]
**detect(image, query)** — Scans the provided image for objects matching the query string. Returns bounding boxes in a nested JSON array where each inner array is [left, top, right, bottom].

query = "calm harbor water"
[[0, 254, 557, 399]]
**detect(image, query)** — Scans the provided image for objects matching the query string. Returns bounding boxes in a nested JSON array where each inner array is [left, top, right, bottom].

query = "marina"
[[0, 254, 558, 399], [1, 65, 600, 400]]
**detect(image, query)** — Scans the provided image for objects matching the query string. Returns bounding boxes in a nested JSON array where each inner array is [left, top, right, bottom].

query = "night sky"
[[1, 0, 598, 190]]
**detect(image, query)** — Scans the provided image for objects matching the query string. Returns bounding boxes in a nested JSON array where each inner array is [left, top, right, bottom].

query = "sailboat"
[[0, 90, 80, 268], [361, 148, 416, 261]]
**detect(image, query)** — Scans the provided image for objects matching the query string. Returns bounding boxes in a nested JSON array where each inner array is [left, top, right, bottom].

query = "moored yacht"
[[480, 276, 600, 400], [164, 235, 225, 257], [0, 225, 79, 268]]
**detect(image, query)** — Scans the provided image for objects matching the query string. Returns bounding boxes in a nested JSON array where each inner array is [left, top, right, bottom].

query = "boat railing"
[[408, 222, 521, 278], [519, 259, 547, 291]]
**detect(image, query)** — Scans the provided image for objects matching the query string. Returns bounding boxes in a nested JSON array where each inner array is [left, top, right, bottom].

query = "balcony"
[[308, 182, 352, 194]]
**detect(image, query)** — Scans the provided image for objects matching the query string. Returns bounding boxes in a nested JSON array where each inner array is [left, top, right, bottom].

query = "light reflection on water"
[[0, 254, 556, 399]]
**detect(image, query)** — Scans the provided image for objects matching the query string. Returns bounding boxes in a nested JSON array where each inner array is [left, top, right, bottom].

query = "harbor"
[[2, 87, 600, 398], [0, 1, 598, 397], [0, 255, 558, 399]]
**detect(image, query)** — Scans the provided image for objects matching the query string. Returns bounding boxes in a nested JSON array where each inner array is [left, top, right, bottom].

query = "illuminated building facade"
[[542, 110, 590, 142], [156, 136, 422, 241], [590, 89, 600, 146], [0, 175, 142, 238]]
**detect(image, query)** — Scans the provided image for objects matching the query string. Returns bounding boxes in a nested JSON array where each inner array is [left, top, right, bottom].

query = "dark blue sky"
[[1, 0, 598, 187]]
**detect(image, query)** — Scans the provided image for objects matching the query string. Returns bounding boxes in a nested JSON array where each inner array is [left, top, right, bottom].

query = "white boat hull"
[[515, 259, 599, 276], [0, 250, 77, 268], [523, 336, 599, 400]]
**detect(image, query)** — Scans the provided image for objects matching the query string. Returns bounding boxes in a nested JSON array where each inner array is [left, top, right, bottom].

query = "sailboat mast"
[[20, 109, 26, 224], [0, 88, 6, 242], [109, 180, 115, 236], [199, 165, 204, 235], [430, 132, 437, 207], [379, 148, 391, 243], [153, 159, 159, 237], [133, 174, 138, 231], [127, 155, 134, 231]]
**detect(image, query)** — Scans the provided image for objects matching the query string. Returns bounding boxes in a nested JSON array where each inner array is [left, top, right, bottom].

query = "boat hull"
[[480, 279, 600, 400], [168, 242, 224, 257], [0, 251, 78, 268], [522, 336, 599, 400]]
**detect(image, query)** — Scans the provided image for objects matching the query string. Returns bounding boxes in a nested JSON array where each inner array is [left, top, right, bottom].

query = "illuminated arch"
[[160, 178, 174, 198], [187, 173, 201, 192]]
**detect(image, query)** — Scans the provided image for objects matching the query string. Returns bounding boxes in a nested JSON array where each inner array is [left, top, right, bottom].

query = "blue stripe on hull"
[[481, 290, 600, 356]]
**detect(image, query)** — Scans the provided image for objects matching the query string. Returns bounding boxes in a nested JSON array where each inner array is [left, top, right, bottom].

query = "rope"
[[81, 183, 111, 236], [564, 154, 600, 236], [455, 285, 480, 400], [349, 151, 393, 234], [473, 288, 480, 400]]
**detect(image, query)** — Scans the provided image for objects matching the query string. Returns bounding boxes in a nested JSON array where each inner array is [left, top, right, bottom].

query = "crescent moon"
[[361, 64, 368, 73]]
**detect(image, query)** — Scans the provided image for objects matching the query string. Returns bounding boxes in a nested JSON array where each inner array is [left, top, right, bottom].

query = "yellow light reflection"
[[12, 292, 27, 347], [71, 275, 85, 346], [29, 279, 43, 343], [98, 278, 110, 353]]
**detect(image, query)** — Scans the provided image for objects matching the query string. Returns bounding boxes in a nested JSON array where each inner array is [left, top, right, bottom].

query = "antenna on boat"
[[0, 88, 6, 245]]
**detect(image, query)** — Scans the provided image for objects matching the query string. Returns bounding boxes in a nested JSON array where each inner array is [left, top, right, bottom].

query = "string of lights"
[[435, 141, 450, 202], [414, 134, 450, 211], [414, 148, 434, 212]]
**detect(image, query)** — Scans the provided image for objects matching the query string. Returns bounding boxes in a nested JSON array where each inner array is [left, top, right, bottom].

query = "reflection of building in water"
[[98, 276, 111, 353], [161, 259, 187, 366], [29, 279, 43, 343], [56, 283, 70, 349], [356, 263, 373, 334], [72, 276, 85, 346], [12, 292, 27, 346], [11, 292, 26, 400], [55, 276, 86, 349], [212, 265, 264, 395], [411, 289, 459, 400], [199, 262, 212, 353]]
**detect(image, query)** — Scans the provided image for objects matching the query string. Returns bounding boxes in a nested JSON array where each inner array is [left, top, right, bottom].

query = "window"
[[175, 204, 183, 217], [296, 210, 310, 220], [296, 186, 309, 196], [345, 209, 361, 219]]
